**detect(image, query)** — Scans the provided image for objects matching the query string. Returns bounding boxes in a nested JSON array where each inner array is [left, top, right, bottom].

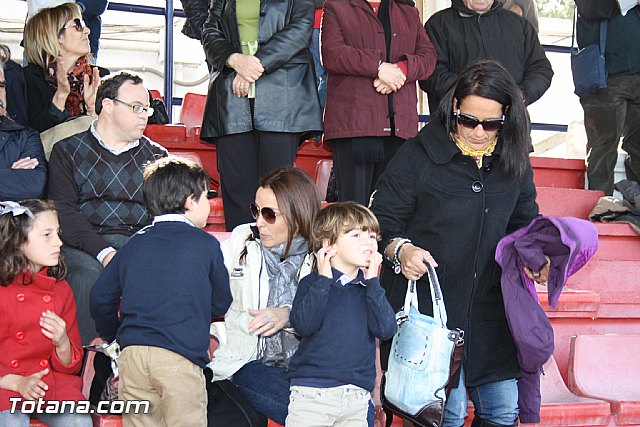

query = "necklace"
[[452, 133, 497, 168]]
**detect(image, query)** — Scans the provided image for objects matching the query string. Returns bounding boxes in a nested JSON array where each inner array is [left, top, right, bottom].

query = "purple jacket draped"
[[495, 215, 598, 423]]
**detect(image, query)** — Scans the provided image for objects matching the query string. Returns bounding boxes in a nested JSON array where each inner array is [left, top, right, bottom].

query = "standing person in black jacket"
[[179, 0, 212, 69], [371, 61, 547, 427], [200, 0, 323, 231], [575, 0, 640, 194], [421, 0, 553, 112]]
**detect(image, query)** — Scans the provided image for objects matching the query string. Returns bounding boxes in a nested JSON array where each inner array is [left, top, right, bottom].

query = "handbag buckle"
[[396, 315, 408, 326], [448, 329, 465, 345], [452, 328, 465, 345]]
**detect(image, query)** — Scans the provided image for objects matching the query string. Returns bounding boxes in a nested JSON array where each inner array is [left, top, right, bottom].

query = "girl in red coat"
[[0, 200, 91, 427]]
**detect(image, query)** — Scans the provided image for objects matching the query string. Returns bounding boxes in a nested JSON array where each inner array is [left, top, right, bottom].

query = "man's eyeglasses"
[[250, 202, 279, 224], [455, 110, 504, 132], [113, 98, 155, 117], [61, 18, 86, 33]]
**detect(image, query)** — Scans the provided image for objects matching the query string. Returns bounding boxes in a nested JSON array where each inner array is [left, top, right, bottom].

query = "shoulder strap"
[[599, 19, 608, 54], [571, 4, 608, 53]]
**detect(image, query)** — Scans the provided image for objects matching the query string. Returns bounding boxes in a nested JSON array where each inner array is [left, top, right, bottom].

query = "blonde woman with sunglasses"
[[207, 167, 321, 426], [23, 2, 102, 132]]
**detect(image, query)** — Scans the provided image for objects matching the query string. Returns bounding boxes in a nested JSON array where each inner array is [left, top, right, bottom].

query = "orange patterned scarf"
[[45, 55, 94, 117]]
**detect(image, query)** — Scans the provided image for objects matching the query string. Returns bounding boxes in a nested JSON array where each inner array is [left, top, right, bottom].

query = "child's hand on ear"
[[40, 310, 70, 351], [364, 251, 383, 280], [317, 244, 336, 279]]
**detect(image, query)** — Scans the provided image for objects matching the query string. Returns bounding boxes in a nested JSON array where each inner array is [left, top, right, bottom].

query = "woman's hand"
[[523, 255, 551, 285], [317, 244, 336, 278], [377, 62, 406, 92], [232, 74, 252, 97], [398, 243, 438, 281], [15, 370, 49, 400], [228, 53, 264, 83], [248, 307, 290, 337], [83, 67, 101, 115], [373, 78, 396, 95], [51, 57, 71, 112], [40, 310, 72, 365]]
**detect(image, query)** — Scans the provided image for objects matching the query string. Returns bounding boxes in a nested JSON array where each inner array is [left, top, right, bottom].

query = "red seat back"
[[569, 334, 640, 401], [149, 89, 162, 100], [314, 159, 333, 201], [170, 151, 204, 167], [179, 93, 207, 130]]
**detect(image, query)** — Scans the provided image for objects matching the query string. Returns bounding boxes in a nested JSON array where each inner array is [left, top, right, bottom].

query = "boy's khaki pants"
[[286, 385, 370, 427], [119, 345, 207, 427]]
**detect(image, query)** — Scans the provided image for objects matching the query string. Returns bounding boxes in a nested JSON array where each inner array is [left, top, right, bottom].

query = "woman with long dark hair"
[[371, 60, 548, 427]]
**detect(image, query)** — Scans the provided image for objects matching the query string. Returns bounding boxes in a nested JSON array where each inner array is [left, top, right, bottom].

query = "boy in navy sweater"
[[286, 202, 397, 427], [90, 157, 232, 427]]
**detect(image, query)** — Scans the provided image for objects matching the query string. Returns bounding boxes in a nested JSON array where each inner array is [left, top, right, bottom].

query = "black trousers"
[[331, 135, 403, 206], [216, 130, 299, 231], [580, 72, 640, 195]]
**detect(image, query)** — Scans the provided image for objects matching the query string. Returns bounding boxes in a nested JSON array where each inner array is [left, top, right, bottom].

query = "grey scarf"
[[260, 235, 308, 369]]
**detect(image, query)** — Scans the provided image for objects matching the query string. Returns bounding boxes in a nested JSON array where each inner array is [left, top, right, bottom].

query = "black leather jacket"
[[200, 0, 323, 140], [180, 0, 210, 40]]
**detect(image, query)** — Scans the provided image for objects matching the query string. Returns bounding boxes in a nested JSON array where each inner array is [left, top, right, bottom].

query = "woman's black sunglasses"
[[250, 202, 279, 224], [456, 110, 504, 132], [61, 18, 86, 33]]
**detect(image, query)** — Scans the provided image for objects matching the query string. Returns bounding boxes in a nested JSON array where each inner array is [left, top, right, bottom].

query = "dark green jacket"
[[576, 0, 640, 76]]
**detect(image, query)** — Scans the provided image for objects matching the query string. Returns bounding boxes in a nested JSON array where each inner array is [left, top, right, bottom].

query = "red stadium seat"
[[462, 356, 611, 426], [169, 151, 204, 167], [143, 124, 188, 145], [314, 159, 333, 200], [179, 93, 207, 130], [149, 89, 162, 100], [568, 334, 640, 425]]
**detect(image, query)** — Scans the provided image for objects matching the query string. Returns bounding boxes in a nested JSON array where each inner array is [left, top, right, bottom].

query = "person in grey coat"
[[200, 0, 323, 231]]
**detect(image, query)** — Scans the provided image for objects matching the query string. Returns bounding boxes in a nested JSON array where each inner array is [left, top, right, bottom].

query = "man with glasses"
[[47, 71, 168, 343], [0, 59, 48, 201]]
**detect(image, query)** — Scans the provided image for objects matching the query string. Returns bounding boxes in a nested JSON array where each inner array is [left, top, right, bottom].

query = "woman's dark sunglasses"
[[250, 202, 279, 224], [61, 18, 86, 33], [456, 110, 504, 132]]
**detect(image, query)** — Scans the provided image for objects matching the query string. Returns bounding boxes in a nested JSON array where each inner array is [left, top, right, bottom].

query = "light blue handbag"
[[382, 264, 464, 427]]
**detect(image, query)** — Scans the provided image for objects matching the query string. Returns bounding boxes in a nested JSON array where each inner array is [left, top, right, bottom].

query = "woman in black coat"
[[201, 0, 323, 231], [371, 60, 549, 427]]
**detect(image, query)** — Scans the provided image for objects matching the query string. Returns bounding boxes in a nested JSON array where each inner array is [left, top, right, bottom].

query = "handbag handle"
[[402, 263, 448, 328]]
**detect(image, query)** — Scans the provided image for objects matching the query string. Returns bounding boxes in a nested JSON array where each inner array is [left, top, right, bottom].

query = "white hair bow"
[[0, 201, 35, 219]]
